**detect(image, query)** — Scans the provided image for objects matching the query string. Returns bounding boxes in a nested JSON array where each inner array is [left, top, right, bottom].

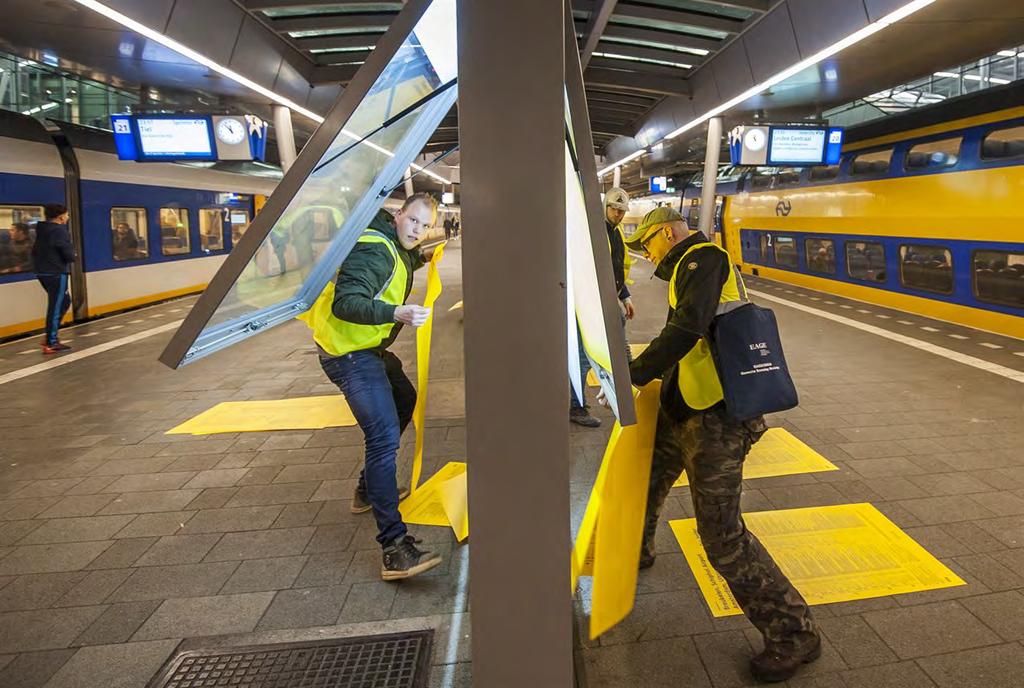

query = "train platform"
[[0, 242, 1022, 688]]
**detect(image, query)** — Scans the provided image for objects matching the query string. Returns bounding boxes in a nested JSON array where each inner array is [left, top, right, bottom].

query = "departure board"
[[135, 117, 215, 160]]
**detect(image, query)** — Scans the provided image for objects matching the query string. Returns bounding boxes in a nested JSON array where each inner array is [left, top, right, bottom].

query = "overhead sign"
[[110, 114, 269, 163], [649, 176, 675, 193], [730, 125, 844, 167]]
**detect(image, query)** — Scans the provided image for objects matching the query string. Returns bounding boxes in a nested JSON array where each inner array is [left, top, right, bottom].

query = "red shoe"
[[52, 341, 71, 351], [42, 344, 61, 355]]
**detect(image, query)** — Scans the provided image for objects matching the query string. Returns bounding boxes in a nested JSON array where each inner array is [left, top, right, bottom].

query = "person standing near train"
[[32, 204, 75, 354]]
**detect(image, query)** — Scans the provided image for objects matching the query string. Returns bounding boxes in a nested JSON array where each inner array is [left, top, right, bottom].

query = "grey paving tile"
[[390, 569, 467, 618], [41, 639, 179, 688], [132, 592, 274, 641], [220, 556, 307, 594], [183, 487, 239, 511], [310, 479, 362, 502], [60, 476, 119, 497], [691, 630, 757, 688], [0, 606, 105, 653], [917, 643, 1024, 688], [273, 463, 352, 484], [113, 511, 193, 539], [19, 516, 135, 545], [133, 534, 222, 567], [256, 586, 350, 630], [270, 502, 323, 529], [101, 472, 196, 494], [71, 601, 161, 647], [0, 542, 112, 575], [906, 473, 992, 496], [302, 525, 358, 554], [223, 483, 319, 508], [950, 553, 1024, 591], [970, 491, 1024, 517], [758, 483, 848, 509], [204, 527, 315, 562], [107, 562, 238, 603], [428, 662, 471, 688], [37, 495, 117, 519], [597, 591, 717, 647], [8, 479, 86, 500], [896, 495, 996, 525], [212, 453, 256, 470], [84, 538, 155, 570], [940, 522, 1007, 554], [56, 569, 134, 607], [974, 515, 1024, 548], [235, 466, 283, 486], [901, 526, 975, 559], [0, 573, 87, 612], [160, 455, 223, 473], [818, 615, 898, 668], [177, 506, 284, 534], [91, 458, 176, 476], [294, 551, 355, 588], [337, 580, 397, 623], [0, 648, 76, 688], [862, 600, 1001, 659], [311, 500, 361, 526], [0, 520, 45, 546], [583, 636, 712, 688], [960, 591, 1024, 642], [248, 448, 329, 467], [155, 438, 238, 457], [259, 434, 312, 451], [181, 469, 248, 490], [841, 661, 937, 688], [97, 490, 202, 515]]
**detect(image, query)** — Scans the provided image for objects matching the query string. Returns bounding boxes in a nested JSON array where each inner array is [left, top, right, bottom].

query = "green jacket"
[[330, 209, 425, 352]]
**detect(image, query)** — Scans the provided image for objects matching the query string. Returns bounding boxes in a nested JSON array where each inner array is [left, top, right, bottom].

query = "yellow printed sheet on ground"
[[587, 343, 648, 386], [166, 396, 357, 435], [670, 503, 966, 618], [400, 461, 466, 529], [674, 428, 837, 487], [409, 242, 446, 492]]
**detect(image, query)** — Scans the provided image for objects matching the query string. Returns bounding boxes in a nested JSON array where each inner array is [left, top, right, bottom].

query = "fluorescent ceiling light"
[[933, 71, 958, 78], [592, 51, 692, 69], [998, 50, 1017, 57], [69, 0, 450, 184], [663, 0, 937, 141], [598, 148, 645, 177]]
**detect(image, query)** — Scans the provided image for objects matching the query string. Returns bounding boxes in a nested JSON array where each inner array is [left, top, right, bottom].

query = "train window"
[[230, 210, 251, 243], [809, 165, 839, 181], [774, 169, 803, 187], [749, 168, 774, 190], [981, 125, 1024, 160], [900, 244, 953, 294], [805, 238, 836, 275], [905, 137, 961, 170], [973, 250, 1024, 309], [199, 209, 225, 252], [759, 235, 769, 262], [0, 205, 42, 275], [850, 149, 893, 176], [110, 208, 149, 262], [846, 241, 886, 282], [774, 236, 798, 268], [160, 208, 191, 256]]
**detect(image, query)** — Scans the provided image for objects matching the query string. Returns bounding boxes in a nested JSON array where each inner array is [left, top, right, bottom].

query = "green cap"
[[624, 206, 685, 250]]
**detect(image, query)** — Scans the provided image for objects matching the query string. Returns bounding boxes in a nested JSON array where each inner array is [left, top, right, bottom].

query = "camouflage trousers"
[[642, 405, 818, 654]]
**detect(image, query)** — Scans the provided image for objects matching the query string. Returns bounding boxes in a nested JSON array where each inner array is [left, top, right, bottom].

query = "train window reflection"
[[0, 205, 42, 275], [230, 211, 250, 244], [981, 126, 1024, 160], [973, 250, 1024, 308], [805, 238, 836, 275], [906, 137, 961, 170], [900, 244, 953, 294], [110, 208, 149, 262], [759, 234, 768, 262], [199, 209, 225, 252], [846, 241, 886, 282], [160, 208, 191, 256], [809, 165, 839, 181], [850, 149, 893, 176], [774, 236, 798, 268]]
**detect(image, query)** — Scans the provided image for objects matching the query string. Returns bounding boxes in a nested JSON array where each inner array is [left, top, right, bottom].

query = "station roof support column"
[[458, 0, 573, 685], [698, 116, 722, 238]]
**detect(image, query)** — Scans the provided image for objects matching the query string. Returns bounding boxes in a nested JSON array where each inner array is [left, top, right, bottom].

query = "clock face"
[[744, 128, 766, 152], [217, 118, 246, 145]]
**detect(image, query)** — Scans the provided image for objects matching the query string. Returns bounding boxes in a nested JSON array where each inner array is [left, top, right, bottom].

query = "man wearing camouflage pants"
[[623, 208, 820, 683]]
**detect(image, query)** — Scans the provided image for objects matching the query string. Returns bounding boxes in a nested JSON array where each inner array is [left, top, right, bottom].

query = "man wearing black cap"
[[622, 207, 819, 683]]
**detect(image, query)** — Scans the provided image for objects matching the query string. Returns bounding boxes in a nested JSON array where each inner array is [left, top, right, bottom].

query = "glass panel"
[[850, 149, 893, 176], [230, 210, 251, 244], [973, 250, 1024, 308], [608, 15, 729, 40], [846, 241, 887, 282], [199, 209, 225, 252], [775, 168, 802, 186], [170, 0, 459, 366], [160, 208, 190, 255], [111, 208, 149, 261], [805, 238, 836, 274], [981, 125, 1024, 160], [906, 137, 961, 170], [809, 164, 839, 181], [900, 244, 953, 294], [0, 206, 42, 275], [759, 234, 768, 262], [774, 236, 798, 268]]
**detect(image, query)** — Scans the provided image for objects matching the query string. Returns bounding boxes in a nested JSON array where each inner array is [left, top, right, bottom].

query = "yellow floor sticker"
[[166, 395, 357, 435], [400, 461, 466, 528], [410, 243, 446, 491], [439, 471, 469, 542], [587, 343, 648, 386], [673, 428, 838, 487], [670, 503, 966, 618]]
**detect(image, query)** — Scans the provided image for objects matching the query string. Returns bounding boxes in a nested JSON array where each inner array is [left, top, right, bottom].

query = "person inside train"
[[0, 222, 34, 274], [32, 204, 75, 354], [112, 222, 140, 261], [299, 192, 442, 581]]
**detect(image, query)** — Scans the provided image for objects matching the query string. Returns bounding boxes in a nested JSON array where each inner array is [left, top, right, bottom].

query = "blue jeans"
[[570, 312, 632, 409], [321, 349, 417, 547], [37, 273, 70, 345]]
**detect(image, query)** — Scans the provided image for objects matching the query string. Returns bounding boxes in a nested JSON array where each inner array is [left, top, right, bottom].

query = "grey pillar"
[[698, 116, 723, 237], [612, 164, 621, 188], [404, 166, 415, 197], [458, 0, 572, 686], [273, 104, 298, 172]]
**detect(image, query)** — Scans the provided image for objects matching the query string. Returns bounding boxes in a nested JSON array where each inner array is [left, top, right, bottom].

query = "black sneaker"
[[381, 535, 442, 581], [570, 406, 601, 428], [750, 635, 822, 683], [351, 485, 411, 514]]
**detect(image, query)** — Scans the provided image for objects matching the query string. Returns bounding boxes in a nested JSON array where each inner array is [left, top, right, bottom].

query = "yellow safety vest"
[[298, 229, 408, 357], [668, 241, 745, 410], [607, 223, 636, 286]]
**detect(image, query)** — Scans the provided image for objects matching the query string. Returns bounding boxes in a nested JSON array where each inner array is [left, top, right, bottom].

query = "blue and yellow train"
[[684, 84, 1024, 339]]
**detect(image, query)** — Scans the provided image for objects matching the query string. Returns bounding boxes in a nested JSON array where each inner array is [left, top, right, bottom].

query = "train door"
[[53, 132, 88, 321]]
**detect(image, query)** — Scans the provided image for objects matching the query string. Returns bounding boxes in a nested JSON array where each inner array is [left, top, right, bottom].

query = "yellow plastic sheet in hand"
[[670, 503, 966, 618], [400, 461, 466, 527], [587, 343, 648, 386], [673, 428, 838, 487], [166, 396, 357, 435], [410, 242, 446, 492]]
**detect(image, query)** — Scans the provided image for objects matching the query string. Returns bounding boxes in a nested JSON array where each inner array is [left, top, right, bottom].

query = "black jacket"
[[31, 221, 75, 274], [607, 220, 630, 301], [628, 231, 731, 419]]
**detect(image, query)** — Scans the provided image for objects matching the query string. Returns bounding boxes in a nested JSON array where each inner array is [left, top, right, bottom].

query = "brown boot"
[[750, 635, 821, 683]]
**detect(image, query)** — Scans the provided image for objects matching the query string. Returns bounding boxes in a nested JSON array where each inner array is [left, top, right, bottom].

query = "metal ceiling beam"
[[579, 0, 618, 69], [241, 0, 396, 8], [592, 41, 706, 68], [700, 0, 770, 11], [314, 51, 372, 65], [586, 98, 648, 115], [598, 23, 724, 52], [596, 1, 746, 34], [309, 64, 361, 84], [592, 120, 634, 138], [268, 13, 397, 33], [293, 34, 384, 51], [585, 89, 658, 106], [585, 66, 689, 96], [588, 57, 690, 79]]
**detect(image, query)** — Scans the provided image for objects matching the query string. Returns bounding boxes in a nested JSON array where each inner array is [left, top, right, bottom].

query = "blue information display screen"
[[768, 127, 828, 165], [134, 116, 216, 161]]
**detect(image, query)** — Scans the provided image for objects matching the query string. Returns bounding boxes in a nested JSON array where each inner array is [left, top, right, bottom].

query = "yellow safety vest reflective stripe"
[[298, 229, 407, 357], [668, 241, 745, 410]]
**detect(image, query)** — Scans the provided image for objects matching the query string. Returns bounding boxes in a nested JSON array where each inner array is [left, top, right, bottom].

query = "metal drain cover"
[[147, 630, 434, 688]]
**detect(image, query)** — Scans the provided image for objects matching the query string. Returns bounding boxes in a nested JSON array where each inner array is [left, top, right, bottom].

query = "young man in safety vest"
[[570, 187, 637, 428], [623, 207, 820, 683], [301, 192, 442, 581]]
